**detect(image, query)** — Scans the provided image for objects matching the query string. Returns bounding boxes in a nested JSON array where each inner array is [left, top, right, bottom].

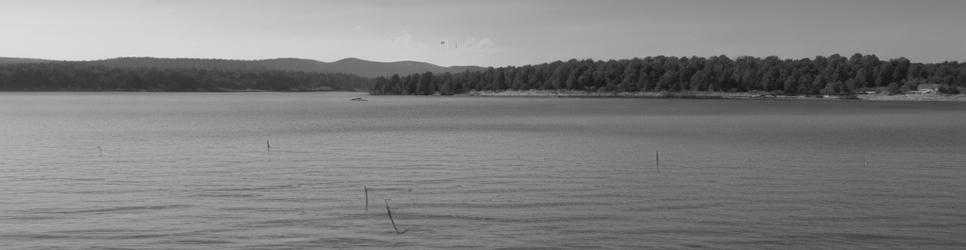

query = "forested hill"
[[84, 57, 484, 77], [0, 56, 488, 91], [0, 62, 371, 91], [322, 58, 484, 78], [0, 57, 51, 65], [371, 54, 966, 96]]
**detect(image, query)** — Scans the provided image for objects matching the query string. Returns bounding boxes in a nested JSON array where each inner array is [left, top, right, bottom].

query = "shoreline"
[[455, 90, 966, 102], [5, 90, 965, 102]]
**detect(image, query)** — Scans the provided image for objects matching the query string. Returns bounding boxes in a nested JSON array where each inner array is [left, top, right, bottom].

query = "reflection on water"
[[1, 92, 965, 249]]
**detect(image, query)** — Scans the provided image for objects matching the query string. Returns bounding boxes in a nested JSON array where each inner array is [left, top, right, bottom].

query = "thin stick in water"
[[364, 186, 369, 212], [98, 145, 103, 157], [655, 150, 661, 173], [266, 140, 271, 152], [384, 199, 405, 234]]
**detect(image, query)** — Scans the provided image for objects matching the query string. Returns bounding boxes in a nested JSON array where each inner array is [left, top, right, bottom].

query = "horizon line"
[[3, 53, 964, 68]]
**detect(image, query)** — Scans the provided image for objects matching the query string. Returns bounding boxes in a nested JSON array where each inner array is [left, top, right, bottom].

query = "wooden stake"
[[385, 199, 404, 234], [656, 150, 661, 173], [364, 186, 369, 212], [98, 145, 103, 157], [266, 140, 271, 152]]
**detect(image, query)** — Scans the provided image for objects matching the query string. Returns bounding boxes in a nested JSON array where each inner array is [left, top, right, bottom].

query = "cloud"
[[388, 32, 430, 49], [373, 33, 505, 66], [442, 37, 495, 50], [469, 37, 495, 49], [390, 33, 413, 46]]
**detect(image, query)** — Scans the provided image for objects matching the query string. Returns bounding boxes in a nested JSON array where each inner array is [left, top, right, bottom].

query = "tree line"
[[370, 54, 966, 95], [0, 62, 371, 91]]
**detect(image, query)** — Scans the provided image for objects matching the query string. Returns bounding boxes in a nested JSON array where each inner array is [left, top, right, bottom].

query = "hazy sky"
[[1, 0, 964, 66]]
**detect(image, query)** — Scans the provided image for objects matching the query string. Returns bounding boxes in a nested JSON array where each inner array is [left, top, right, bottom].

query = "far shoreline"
[[4, 90, 965, 102], [451, 90, 966, 102]]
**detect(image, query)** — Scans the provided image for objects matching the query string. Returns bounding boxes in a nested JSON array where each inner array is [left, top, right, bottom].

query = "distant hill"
[[0, 56, 487, 91], [323, 58, 486, 78], [0, 59, 372, 92], [82, 57, 485, 77], [0, 56, 485, 78], [0, 57, 51, 65]]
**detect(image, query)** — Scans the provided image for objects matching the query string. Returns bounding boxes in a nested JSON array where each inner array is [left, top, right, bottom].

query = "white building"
[[916, 83, 940, 94]]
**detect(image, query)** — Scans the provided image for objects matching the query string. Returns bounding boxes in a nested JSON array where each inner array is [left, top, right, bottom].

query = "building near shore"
[[916, 83, 941, 94]]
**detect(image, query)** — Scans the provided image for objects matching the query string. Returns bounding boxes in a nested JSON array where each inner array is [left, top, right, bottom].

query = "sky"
[[0, 0, 964, 67]]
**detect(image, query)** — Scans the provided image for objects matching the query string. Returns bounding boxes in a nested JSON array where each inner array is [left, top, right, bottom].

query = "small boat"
[[350, 97, 367, 101]]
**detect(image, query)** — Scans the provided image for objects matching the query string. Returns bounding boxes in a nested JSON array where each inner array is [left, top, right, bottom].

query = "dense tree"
[[371, 54, 965, 96], [8, 54, 961, 95], [0, 62, 371, 91]]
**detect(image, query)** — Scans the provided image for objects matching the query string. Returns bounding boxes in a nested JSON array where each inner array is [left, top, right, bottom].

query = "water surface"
[[2, 92, 964, 249]]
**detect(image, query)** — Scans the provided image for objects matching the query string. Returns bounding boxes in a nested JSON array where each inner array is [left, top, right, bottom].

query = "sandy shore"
[[458, 90, 966, 102]]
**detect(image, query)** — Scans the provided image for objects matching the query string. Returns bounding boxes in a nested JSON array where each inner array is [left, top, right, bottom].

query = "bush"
[[938, 85, 961, 95], [887, 82, 902, 95], [822, 81, 851, 95]]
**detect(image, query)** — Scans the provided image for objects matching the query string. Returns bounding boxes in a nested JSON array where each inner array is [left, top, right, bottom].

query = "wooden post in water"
[[266, 140, 271, 152], [655, 150, 661, 173], [364, 186, 369, 212], [98, 145, 103, 157], [385, 199, 403, 234]]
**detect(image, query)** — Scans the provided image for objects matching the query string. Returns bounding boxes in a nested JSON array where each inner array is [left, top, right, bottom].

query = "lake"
[[1, 92, 964, 249]]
